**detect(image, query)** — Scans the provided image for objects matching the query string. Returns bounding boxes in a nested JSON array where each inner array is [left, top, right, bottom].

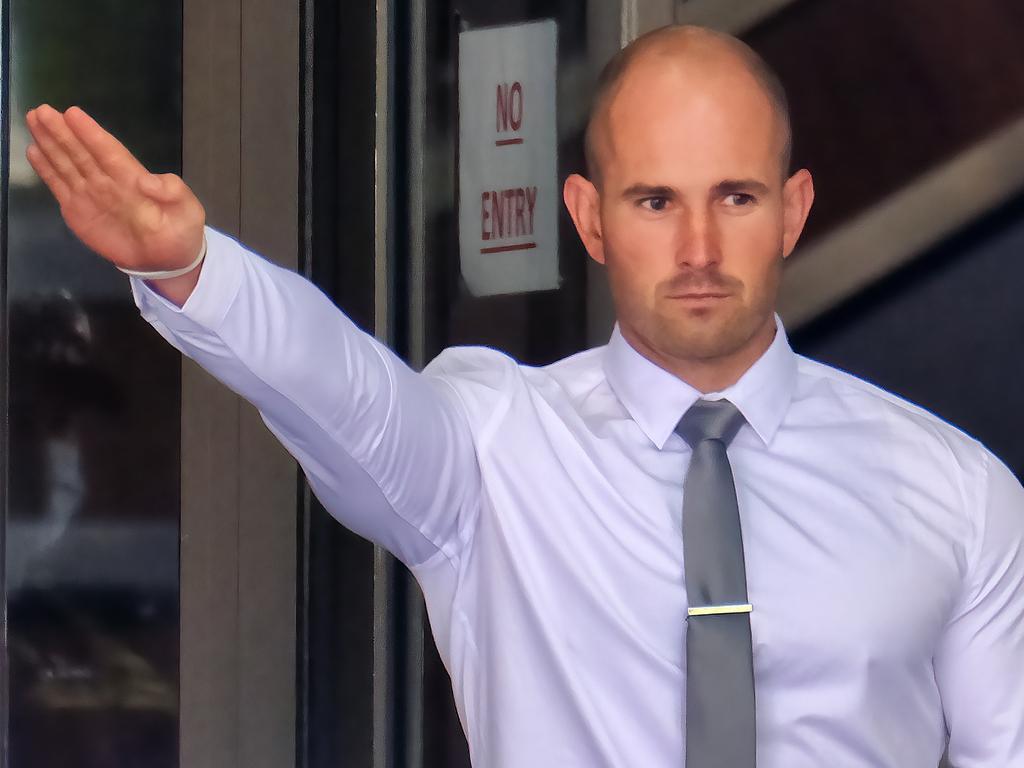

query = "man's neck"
[[622, 318, 777, 394]]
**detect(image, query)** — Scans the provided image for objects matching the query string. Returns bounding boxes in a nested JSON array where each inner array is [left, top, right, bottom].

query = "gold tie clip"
[[687, 603, 753, 617]]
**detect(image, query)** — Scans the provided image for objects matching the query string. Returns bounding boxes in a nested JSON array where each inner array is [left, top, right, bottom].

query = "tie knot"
[[675, 399, 746, 448]]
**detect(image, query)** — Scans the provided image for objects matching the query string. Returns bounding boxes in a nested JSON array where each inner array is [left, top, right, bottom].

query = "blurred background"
[[0, 0, 1020, 766], [4, 2, 181, 766]]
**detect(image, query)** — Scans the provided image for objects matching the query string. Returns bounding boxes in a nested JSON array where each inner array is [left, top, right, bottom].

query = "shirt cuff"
[[130, 226, 246, 333]]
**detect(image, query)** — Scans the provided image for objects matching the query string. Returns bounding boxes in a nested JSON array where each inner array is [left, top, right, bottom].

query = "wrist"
[[118, 236, 208, 281]]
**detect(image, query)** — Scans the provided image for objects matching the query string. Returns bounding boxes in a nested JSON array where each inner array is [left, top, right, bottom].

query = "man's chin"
[[656, 317, 755, 363]]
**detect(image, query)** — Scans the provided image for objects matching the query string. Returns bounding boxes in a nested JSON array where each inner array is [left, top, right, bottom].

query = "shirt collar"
[[603, 315, 798, 450]]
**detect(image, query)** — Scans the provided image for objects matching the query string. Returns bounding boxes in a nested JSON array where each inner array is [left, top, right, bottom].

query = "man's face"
[[571, 51, 811, 371]]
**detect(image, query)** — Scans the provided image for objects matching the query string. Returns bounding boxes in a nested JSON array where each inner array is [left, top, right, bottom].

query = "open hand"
[[25, 104, 205, 276]]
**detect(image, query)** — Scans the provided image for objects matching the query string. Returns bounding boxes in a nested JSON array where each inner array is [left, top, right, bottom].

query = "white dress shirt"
[[132, 227, 1024, 767]]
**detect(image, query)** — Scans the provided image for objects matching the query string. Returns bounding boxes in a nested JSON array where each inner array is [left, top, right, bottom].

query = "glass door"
[[2, 2, 183, 765], [399, 1, 601, 764]]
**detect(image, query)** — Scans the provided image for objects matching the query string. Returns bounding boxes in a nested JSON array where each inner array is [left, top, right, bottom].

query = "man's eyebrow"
[[620, 180, 773, 199], [714, 179, 771, 196], [621, 184, 676, 199]]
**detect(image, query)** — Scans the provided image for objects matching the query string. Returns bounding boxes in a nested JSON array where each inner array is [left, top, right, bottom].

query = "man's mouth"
[[668, 292, 731, 300]]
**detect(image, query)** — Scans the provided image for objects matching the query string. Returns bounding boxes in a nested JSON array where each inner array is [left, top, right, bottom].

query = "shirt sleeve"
[[935, 450, 1024, 765], [130, 226, 482, 568]]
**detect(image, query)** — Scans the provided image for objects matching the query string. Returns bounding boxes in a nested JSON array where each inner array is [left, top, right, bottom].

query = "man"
[[24, 24, 1024, 768]]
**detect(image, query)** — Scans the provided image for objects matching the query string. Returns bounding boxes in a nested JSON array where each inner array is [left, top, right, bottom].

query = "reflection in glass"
[[5, 3, 182, 766], [412, 3, 590, 766]]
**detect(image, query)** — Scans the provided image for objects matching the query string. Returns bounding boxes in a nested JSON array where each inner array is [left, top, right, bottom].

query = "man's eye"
[[642, 197, 669, 212], [725, 193, 755, 207]]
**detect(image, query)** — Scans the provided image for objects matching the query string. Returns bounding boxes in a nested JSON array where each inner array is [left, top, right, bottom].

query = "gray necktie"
[[676, 399, 756, 767]]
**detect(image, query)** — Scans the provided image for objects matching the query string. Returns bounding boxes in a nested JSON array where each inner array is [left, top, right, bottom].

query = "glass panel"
[[297, 1, 381, 765], [419, 0, 591, 364], [410, 2, 596, 765], [300, 2, 604, 763], [5, 3, 182, 766]]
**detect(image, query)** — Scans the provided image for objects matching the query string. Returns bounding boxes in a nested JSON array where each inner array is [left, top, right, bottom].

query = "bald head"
[[584, 25, 792, 185]]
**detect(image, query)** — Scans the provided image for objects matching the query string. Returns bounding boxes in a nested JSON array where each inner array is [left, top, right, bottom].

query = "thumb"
[[137, 172, 184, 204]]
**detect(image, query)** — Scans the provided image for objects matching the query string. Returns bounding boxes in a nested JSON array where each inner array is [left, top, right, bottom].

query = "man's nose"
[[675, 208, 722, 269]]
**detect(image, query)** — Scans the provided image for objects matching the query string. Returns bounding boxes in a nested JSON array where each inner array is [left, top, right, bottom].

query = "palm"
[[59, 178, 194, 270], [25, 105, 205, 272]]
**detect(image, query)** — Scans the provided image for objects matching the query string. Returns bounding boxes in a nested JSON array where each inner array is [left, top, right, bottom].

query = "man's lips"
[[667, 292, 731, 299]]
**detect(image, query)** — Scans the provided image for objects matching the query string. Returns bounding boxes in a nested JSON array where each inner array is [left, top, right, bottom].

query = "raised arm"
[[25, 105, 483, 568]]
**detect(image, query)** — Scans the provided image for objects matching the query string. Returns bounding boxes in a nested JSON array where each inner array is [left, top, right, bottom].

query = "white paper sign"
[[458, 20, 560, 296]]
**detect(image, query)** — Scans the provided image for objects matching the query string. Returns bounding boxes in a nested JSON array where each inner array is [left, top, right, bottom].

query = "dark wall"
[[748, 0, 1024, 244], [793, 192, 1024, 479]]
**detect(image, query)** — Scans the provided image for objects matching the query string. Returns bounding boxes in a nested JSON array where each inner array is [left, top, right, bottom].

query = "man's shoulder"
[[425, 343, 604, 385], [535, 344, 607, 383], [793, 353, 984, 457], [422, 343, 607, 417], [423, 344, 519, 383]]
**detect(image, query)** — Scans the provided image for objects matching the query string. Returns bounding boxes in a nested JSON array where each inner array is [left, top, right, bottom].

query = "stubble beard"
[[649, 300, 769, 364], [619, 265, 780, 371], [609, 249, 783, 372]]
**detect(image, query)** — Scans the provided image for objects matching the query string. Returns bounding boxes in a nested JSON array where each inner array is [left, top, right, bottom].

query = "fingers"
[[64, 105, 148, 182], [29, 105, 104, 185], [25, 143, 71, 204], [26, 106, 87, 190]]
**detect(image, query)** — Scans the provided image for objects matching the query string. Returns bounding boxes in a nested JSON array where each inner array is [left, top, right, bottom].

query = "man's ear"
[[563, 173, 606, 265], [781, 168, 815, 259]]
